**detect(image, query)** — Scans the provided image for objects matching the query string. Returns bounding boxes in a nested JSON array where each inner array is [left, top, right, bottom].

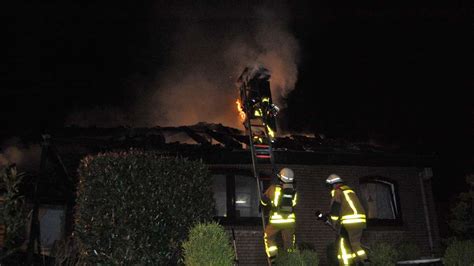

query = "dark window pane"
[[39, 206, 65, 254], [235, 175, 259, 218], [212, 174, 227, 217]]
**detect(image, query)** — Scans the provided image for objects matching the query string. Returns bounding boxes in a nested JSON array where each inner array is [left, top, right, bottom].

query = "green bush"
[[443, 240, 474, 266], [182, 222, 235, 266], [75, 151, 215, 265], [368, 242, 398, 266], [448, 191, 474, 240], [396, 241, 421, 261], [0, 165, 27, 260], [275, 249, 319, 266]]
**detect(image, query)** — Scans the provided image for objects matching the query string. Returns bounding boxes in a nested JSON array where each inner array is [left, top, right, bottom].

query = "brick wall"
[[0, 197, 4, 247], [213, 164, 440, 265]]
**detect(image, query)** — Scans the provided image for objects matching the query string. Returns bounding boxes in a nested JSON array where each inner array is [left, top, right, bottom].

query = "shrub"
[[182, 222, 235, 266], [396, 241, 421, 261], [75, 151, 215, 265], [368, 242, 398, 266], [448, 190, 474, 240], [443, 240, 474, 266], [275, 249, 319, 266], [0, 165, 27, 260]]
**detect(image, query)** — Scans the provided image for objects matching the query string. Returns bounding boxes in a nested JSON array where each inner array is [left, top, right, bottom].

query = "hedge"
[[75, 151, 215, 264]]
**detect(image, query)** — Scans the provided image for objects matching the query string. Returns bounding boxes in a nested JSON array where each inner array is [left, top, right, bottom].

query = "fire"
[[235, 100, 246, 121]]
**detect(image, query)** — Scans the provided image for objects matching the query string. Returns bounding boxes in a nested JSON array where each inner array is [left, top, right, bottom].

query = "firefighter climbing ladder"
[[238, 66, 278, 266]]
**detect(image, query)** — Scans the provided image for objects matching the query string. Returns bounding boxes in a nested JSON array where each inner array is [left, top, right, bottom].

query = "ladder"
[[238, 66, 278, 265]]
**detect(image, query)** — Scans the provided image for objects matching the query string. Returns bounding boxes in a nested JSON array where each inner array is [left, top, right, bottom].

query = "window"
[[235, 175, 259, 218], [359, 177, 402, 226], [211, 170, 262, 225], [26, 205, 66, 255], [212, 174, 227, 217]]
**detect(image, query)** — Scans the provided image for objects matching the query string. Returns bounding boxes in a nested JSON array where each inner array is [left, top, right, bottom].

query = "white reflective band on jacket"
[[270, 212, 295, 224], [273, 187, 281, 207], [341, 214, 366, 224], [340, 188, 366, 225], [292, 193, 297, 206]]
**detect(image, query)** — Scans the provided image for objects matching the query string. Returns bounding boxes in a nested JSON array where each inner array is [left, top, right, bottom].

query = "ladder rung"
[[254, 144, 269, 148]]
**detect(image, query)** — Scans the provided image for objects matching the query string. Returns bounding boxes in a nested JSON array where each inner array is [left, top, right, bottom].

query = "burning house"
[[5, 122, 441, 265]]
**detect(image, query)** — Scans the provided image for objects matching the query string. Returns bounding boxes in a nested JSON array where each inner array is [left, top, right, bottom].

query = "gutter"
[[419, 168, 434, 256]]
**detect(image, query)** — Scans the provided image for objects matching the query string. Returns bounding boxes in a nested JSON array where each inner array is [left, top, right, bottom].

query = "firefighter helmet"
[[326, 174, 343, 185], [278, 168, 294, 183]]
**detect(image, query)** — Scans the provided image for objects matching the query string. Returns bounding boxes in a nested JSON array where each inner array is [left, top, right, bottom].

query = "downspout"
[[419, 168, 434, 256]]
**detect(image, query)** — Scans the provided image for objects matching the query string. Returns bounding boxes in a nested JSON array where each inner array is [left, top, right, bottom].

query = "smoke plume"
[[143, 4, 300, 129], [67, 3, 300, 130]]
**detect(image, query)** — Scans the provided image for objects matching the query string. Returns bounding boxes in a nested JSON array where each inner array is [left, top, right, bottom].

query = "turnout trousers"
[[337, 224, 367, 265], [264, 223, 296, 262]]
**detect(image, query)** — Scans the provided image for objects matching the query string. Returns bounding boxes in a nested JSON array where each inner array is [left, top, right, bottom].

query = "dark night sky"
[[1, 2, 472, 200]]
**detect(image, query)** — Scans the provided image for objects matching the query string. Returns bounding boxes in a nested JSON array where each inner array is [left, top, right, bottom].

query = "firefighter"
[[324, 174, 368, 265], [260, 168, 297, 264], [251, 96, 279, 142]]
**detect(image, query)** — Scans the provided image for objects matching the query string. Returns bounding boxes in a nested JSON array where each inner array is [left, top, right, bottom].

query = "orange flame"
[[236, 100, 246, 122]]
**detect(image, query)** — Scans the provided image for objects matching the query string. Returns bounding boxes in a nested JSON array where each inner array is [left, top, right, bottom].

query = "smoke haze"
[[0, 138, 41, 171], [67, 3, 300, 131]]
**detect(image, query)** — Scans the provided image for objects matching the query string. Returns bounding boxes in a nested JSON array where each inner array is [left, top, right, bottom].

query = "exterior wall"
[[0, 197, 4, 247], [213, 164, 440, 265]]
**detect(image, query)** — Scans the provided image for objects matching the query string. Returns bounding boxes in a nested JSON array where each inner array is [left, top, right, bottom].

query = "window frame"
[[358, 176, 403, 227], [211, 168, 264, 226]]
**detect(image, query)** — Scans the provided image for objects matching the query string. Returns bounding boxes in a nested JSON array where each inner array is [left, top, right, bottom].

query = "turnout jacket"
[[261, 183, 297, 225], [329, 184, 366, 227]]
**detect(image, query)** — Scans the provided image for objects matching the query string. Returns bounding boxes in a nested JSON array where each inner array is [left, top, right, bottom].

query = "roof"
[[43, 122, 436, 167]]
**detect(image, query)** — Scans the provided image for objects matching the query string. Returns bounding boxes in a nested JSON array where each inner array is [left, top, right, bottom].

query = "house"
[[9, 123, 440, 264]]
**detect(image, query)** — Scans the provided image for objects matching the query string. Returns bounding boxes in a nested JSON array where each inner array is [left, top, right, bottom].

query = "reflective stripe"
[[340, 238, 350, 265], [331, 189, 335, 197], [341, 214, 366, 220], [267, 125, 275, 138], [342, 190, 358, 215], [292, 193, 297, 206], [270, 219, 295, 224], [357, 250, 366, 256], [262, 97, 270, 103], [341, 218, 366, 224], [264, 233, 278, 258], [270, 212, 295, 224], [337, 254, 356, 259], [273, 187, 281, 207], [254, 109, 263, 116], [271, 212, 295, 219], [331, 216, 339, 221], [260, 199, 268, 206]]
